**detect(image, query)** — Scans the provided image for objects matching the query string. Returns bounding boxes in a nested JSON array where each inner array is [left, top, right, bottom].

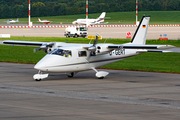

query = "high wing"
[[3, 40, 46, 46], [107, 44, 175, 53], [108, 44, 174, 50], [2, 40, 56, 53], [82, 43, 175, 56]]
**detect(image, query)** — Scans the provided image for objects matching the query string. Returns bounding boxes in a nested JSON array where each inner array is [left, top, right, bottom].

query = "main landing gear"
[[66, 72, 76, 78], [33, 69, 108, 81], [33, 71, 49, 81], [92, 68, 109, 79]]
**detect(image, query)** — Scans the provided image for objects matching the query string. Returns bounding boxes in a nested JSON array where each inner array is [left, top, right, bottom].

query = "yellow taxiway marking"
[[55, 28, 65, 30], [13, 29, 30, 30]]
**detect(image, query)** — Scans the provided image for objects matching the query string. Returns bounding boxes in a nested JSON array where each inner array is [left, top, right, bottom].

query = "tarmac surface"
[[0, 62, 180, 120], [0, 24, 180, 39], [1, 24, 180, 119]]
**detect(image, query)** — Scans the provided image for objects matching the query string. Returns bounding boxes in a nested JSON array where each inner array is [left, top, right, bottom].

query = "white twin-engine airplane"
[[72, 12, 106, 25], [3, 16, 174, 81]]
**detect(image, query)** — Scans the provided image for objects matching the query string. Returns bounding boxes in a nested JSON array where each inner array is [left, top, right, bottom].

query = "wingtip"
[[157, 45, 175, 49]]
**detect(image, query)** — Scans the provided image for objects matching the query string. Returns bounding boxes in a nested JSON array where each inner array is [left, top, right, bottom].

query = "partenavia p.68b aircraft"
[[3, 16, 174, 81]]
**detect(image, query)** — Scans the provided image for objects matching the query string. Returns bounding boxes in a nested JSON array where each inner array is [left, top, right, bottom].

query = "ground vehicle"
[[64, 27, 87, 38]]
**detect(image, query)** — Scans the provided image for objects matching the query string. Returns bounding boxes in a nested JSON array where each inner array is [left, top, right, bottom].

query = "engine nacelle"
[[96, 45, 113, 55]]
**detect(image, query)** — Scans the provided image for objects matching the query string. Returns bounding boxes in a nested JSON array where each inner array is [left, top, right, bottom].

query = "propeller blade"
[[86, 34, 100, 61], [33, 48, 41, 53], [93, 35, 99, 46], [88, 46, 96, 52]]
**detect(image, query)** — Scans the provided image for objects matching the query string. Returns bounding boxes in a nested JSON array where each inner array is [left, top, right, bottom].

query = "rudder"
[[131, 16, 150, 45]]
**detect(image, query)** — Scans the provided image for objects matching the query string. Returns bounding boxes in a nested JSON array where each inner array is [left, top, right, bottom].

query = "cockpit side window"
[[48, 49, 72, 57], [78, 51, 87, 57]]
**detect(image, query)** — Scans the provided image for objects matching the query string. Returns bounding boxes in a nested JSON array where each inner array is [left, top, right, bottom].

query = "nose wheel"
[[33, 71, 49, 81]]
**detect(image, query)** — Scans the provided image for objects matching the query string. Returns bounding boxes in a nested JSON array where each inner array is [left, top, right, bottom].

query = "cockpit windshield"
[[48, 49, 72, 57]]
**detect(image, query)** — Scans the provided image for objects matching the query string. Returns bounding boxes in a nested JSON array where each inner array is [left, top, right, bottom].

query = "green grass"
[[1, 36, 180, 73], [100, 52, 180, 73], [0, 45, 45, 64], [0, 11, 180, 25]]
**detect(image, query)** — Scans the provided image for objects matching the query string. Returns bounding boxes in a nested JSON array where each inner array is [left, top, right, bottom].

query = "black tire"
[[35, 79, 41, 81], [67, 72, 74, 78]]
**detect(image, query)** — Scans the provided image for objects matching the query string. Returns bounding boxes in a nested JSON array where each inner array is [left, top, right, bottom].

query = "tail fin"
[[131, 16, 150, 45], [16, 18, 19, 22], [97, 12, 106, 22], [38, 18, 41, 22]]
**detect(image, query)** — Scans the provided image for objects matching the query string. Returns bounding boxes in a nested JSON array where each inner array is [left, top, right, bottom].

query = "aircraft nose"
[[34, 61, 47, 71], [34, 57, 47, 72], [34, 54, 54, 72]]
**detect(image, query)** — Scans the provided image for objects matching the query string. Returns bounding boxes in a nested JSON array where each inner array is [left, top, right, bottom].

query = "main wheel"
[[66, 72, 74, 78]]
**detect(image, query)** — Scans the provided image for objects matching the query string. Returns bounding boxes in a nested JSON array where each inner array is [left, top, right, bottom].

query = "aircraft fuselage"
[[34, 45, 137, 73]]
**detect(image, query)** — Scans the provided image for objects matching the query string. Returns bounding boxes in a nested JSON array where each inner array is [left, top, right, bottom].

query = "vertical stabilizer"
[[98, 12, 106, 20], [38, 18, 41, 22], [131, 16, 150, 45]]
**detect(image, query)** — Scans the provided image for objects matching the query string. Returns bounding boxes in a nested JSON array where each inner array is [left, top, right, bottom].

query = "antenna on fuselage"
[[104, 38, 107, 43], [89, 39, 92, 44]]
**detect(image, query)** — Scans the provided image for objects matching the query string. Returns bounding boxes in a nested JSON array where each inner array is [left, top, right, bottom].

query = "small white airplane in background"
[[72, 12, 106, 25], [38, 18, 51, 24], [4, 18, 19, 24], [3, 16, 175, 81]]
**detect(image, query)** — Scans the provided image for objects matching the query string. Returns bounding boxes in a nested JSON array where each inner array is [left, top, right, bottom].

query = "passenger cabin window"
[[48, 49, 72, 57], [78, 51, 87, 57]]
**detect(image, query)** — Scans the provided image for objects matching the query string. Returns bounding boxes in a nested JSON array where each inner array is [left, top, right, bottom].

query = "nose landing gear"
[[33, 71, 49, 81]]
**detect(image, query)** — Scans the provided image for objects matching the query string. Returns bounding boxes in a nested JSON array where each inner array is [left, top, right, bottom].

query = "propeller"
[[34, 42, 54, 53], [86, 34, 100, 62], [88, 34, 99, 55]]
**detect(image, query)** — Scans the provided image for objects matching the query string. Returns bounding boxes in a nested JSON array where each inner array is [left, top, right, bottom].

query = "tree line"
[[0, 0, 179, 19]]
